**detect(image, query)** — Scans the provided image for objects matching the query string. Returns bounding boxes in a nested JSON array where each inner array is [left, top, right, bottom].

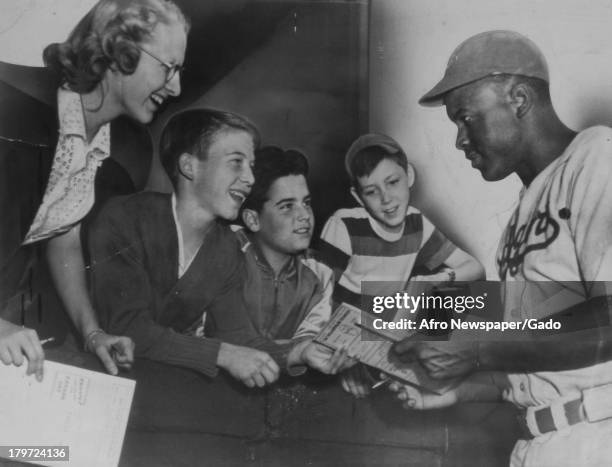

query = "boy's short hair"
[[242, 146, 309, 213], [345, 133, 408, 188], [160, 108, 260, 187]]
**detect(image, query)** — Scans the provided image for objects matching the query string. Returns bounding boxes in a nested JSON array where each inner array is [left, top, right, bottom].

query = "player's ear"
[[350, 187, 364, 207], [242, 209, 260, 232], [510, 82, 533, 119]]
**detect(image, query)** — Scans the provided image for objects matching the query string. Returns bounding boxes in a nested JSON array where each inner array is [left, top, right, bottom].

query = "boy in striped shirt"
[[319, 133, 484, 396]]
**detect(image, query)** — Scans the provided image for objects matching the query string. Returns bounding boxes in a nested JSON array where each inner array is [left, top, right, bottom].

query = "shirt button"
[[519, 382, 526, 391]]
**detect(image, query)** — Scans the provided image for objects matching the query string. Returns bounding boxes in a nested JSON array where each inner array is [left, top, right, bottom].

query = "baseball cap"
[[345, 133, 405, 180], [419, 30, 549, 107]]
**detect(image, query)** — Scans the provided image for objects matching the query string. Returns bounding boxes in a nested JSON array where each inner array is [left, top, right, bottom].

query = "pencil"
[[371, 376, 391, 389]]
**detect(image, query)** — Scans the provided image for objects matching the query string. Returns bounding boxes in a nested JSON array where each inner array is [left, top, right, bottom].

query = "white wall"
[[0, 0, 97, 66], [370, 0, 612, 277]]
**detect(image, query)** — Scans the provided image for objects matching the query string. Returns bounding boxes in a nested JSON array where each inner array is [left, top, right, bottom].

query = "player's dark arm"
[[394, 295, 612, 379], [480, 295, 612, 373]]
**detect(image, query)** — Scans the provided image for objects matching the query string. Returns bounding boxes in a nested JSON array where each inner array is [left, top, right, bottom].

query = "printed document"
[[0, 359, 135, 467]]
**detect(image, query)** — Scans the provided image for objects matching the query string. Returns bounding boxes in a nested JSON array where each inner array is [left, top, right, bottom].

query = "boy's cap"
[[419, 30, 549, 107], [345, 133, 404, 180]]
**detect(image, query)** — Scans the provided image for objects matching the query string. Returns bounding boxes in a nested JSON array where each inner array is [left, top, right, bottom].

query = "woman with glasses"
[[0, 0, 189, 378]]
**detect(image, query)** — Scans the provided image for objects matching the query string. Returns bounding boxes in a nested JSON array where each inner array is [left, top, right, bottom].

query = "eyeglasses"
[[136, 45, 185, 83]]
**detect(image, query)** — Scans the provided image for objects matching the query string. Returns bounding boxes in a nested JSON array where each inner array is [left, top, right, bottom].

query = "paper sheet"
[[0, 359, 135, 467], [315, 302, 454, 394]]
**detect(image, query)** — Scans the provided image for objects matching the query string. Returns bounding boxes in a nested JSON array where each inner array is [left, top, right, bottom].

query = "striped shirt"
[[319, 206, 456, 308]]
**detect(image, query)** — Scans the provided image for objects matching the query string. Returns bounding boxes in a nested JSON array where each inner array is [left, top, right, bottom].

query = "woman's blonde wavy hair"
[[44, 0, 189, 93]]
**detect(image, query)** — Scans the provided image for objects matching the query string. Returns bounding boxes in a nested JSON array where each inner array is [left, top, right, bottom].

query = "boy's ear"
[[406, 163, 416, 188], [350, 187, 364, 207], [178, 152, 195, 181], [242, 209, 260, 232]]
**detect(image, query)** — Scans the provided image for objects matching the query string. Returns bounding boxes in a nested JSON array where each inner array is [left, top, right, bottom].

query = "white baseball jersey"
[[496, 126, 612, 466]]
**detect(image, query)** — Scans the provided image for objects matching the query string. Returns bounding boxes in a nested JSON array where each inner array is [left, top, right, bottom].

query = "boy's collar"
[[366, 205, 417, 242], [242, 229, 299, 278]]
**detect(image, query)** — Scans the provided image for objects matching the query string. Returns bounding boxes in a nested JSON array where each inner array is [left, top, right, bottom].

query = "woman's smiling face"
[[108, 20, 187, 124]]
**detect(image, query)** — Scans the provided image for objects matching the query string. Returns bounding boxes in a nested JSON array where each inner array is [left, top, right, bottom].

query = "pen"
[[371, 375, 392, 389], [40, 337, 55, 346]]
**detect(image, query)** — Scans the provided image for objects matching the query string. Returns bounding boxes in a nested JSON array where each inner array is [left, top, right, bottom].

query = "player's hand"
[[388, 380, 459, 410], [392, 340, 478, 379], [217, 342, 280, 387], [388, 372, 501, 409], [0, 321, 45, 381], [340, 363, 376, 398], [300, 341, 356, 374], [87, 331, 135, 375]]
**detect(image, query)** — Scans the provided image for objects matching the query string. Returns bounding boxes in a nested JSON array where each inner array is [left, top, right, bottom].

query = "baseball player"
[[391, 30, 612, 466]]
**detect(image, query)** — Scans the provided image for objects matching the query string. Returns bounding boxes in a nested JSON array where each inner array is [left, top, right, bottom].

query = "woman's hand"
[[0, 320, 45, 381]]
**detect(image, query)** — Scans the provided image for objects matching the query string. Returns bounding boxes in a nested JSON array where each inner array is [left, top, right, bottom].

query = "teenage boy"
[[319, 133, 484, 396], [235, 146, 350, 375], [89, 109, 281, 388]]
